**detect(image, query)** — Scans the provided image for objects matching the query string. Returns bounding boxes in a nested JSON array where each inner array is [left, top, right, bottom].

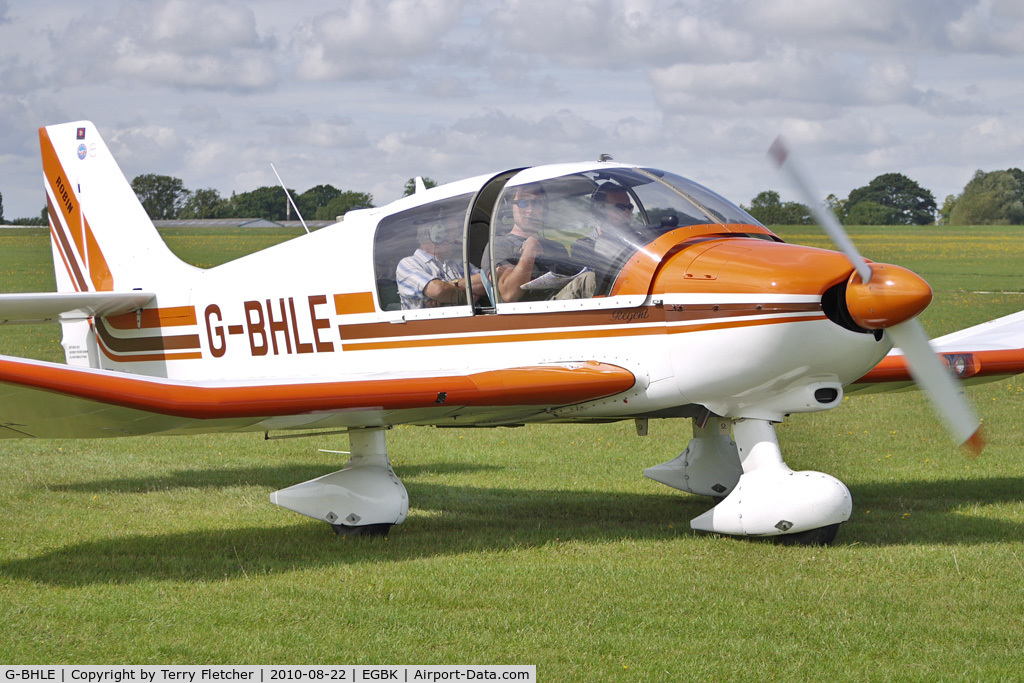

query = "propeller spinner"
[[769, 136, 984, 456]]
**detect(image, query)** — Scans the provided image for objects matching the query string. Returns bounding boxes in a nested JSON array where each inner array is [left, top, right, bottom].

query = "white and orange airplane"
[[3, 120, 1024, 545]]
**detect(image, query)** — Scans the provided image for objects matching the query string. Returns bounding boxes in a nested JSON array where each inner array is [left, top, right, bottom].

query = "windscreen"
[[486, 167, 764, 301]]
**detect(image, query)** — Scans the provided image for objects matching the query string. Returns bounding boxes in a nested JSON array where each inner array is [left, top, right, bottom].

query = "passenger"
[[484, 183, 594, 302], [571, 182, 635, 267], [396, 212, 484, 309]]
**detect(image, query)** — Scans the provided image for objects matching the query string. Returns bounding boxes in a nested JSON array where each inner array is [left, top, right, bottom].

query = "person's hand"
[[522, 235, 542, 261]]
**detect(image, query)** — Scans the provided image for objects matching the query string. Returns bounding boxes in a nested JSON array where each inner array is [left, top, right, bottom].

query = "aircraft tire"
[[773, 522, 840, 547], [332, 523, 393, 538]]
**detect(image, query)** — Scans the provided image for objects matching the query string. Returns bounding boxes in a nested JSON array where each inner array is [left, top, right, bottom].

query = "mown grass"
[[2, 225, 1024, 679]]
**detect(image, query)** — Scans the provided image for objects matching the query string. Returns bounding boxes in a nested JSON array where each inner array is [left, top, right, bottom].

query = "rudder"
[[40, 120, 197, 295]]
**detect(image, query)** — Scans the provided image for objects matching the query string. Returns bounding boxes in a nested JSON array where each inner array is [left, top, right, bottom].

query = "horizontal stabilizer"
[[0, 291, 154, 324]]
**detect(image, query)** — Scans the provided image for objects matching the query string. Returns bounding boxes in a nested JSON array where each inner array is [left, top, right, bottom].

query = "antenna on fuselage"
[[270, 163, 310, 234]]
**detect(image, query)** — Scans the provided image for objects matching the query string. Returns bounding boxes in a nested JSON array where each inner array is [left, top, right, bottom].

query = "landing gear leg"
[[688, 418, 851, 545], [644, 416, 742, 499], [270, 428, 409, 535]]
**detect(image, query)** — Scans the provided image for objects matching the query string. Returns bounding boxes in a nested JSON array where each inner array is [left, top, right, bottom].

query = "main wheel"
[[332, 523, 393, 538], [774, 523, 840, 547]]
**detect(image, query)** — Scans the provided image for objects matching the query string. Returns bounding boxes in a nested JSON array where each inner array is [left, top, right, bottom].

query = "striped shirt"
[[396, 248, 477, 309]]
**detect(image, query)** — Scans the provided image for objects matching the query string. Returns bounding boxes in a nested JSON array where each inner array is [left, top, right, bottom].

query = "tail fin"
[[40, 121, 198, 368], [40, 121, 197, 294]]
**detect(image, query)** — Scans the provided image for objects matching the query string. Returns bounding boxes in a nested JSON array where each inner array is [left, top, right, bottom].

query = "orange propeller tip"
[[963, 428, 986, 459], [767, 136, 789, 168]]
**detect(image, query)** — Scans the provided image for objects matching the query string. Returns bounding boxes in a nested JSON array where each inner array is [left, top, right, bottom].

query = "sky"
[[1, 0, 1023, 221]]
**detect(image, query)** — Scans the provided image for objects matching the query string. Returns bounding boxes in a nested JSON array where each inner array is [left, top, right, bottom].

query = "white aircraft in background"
[[2, 120, 1023, 545]]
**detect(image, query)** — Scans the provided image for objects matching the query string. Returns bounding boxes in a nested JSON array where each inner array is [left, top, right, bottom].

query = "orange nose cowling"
[[845, 263, 932, 330]]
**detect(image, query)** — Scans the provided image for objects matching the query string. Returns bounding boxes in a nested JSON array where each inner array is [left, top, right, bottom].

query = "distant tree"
[[0, 189, 5, 223], [9, 214, 48, 226], [824, 193, 847, 221], [845, 200, 901, 225], [403, 177, 438, 196], [938, 194, 957, 225], [949, 169, 1024, 225], [742, 190, 812, 225], [297, 184, 343, 219], [179, 188, 228, 219], [131, 174, 188, 220], [226, 186, 293, 221], [316, 191, 374, 220], [845, 173, 936, 225]]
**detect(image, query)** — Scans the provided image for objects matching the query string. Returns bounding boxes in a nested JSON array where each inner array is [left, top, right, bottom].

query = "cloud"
[[256, 113, 369, 149], [650, 47, 984, 123], [2, 0, 1024, 221], [649, 48, 852, 117], [50, 0, 278, 91], [947, 0, 1024, 54], [484, 0, 757, 68], [292, 1, 465, 81], [737, 0, 965, 52], [106, 124, 186, 170]]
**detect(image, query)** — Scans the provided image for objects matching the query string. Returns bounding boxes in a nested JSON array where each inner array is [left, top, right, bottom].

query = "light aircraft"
[[2, 120, 1024, 545]]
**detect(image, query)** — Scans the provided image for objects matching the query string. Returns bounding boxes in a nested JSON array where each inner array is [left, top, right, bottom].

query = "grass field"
[[2, 225, 1024, 679]]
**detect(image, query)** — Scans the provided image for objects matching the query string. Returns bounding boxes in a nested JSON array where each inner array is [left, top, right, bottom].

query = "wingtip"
[[963, 427, 986, 459]]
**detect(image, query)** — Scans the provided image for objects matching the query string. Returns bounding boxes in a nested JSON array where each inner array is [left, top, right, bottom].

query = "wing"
[[0, 355, 636, 438], [848, 310, 1024, 394], [0, 291, 155, 324]]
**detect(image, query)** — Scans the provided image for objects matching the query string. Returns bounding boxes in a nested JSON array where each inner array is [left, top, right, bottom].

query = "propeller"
[[768, 136, 984, 457]]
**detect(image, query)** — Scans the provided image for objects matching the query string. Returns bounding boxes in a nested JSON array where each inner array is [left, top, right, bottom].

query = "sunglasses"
[[513, 198, 545, 208], [609, 202, 633, 213]]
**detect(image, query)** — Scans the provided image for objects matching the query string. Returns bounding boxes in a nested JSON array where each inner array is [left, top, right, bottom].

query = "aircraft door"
[[464, 169, 524, 314]]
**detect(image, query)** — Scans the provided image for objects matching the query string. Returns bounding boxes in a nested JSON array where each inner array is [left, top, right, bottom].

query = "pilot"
[[571, 182, 635, 267], [396, 212, 484, 309], [483, 183, 594, 302]]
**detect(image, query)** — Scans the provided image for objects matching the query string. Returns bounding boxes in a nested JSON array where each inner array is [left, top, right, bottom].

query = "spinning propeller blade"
[[769, 136, 984, 456]]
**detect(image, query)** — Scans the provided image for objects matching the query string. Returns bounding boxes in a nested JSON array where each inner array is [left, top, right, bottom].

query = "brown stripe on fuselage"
[[339, 303, 824, 351], [339, 301, 820, 341], [105, 306, 198, 330], [93, 317, 201, 353]]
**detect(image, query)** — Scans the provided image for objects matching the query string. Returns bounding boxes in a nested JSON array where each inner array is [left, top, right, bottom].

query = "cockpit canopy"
[[373, 165, 771, 312]]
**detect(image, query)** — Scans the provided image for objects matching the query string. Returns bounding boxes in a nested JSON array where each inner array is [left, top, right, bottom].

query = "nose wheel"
[[648, 416, 851, 545], [773, 522, 840, 547], [332, 523, 393, 537]]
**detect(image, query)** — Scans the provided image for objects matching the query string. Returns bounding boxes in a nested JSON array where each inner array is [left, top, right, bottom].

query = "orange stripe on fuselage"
[[39, 127, 114, 291], [334, 292, 376, 315], [95, 341, 204, 363]]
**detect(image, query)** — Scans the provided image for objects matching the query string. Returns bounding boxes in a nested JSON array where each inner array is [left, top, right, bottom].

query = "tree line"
[[129, 174, 377, 222], [0, 176, 438, 226], [743, 167, 1024, 226], [2, 167, 1022, 227]]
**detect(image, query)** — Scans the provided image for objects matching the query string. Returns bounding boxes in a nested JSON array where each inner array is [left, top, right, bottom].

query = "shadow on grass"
[[843, 476, 1024, 546], [0, 482, 705, 586], [45, 461, 503, 494], [4, 464, 1022, 585]]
